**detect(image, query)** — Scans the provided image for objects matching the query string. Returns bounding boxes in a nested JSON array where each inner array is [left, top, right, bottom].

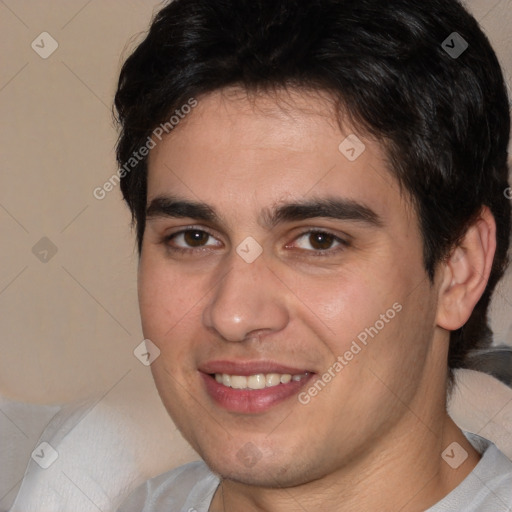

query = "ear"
[[436, 207, 496, 331]]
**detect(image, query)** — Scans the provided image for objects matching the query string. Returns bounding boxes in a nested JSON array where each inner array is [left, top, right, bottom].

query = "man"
[[114, 0, 512, 510]]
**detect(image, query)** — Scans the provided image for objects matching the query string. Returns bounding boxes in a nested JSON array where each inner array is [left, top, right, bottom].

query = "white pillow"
[[448, 368, 512, 459], [8, 372, 197, 512]]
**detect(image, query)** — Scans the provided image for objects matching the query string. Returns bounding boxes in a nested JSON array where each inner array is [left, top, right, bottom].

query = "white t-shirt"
[[117, 433, 512, 512]]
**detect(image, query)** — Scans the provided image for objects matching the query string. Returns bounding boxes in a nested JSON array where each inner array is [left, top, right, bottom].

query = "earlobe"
[[436, 207, 496, 331]]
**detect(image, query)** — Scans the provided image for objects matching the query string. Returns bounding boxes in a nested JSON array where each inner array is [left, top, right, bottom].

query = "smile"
[[201, 368, 315, 413], [213, 372, 310, 390]]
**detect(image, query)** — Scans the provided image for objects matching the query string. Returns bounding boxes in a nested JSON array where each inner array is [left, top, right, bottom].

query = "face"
[[138, 88, 444, 487]]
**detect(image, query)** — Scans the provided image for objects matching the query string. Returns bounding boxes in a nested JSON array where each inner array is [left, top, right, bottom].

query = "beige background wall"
[[1, 0, 511, 406]]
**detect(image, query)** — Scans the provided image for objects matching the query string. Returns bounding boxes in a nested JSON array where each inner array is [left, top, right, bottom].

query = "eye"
[[290, 230, 347, 253], [165, 228, 221, 251]]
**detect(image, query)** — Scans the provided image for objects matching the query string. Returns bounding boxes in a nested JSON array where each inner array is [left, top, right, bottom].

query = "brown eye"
[[183, 230, 210, 247], [308, 232, 336, 250], [167, 229, 221, 251], [289, 230, 347, 254]]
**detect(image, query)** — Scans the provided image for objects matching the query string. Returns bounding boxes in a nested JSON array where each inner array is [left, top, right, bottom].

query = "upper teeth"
[[215, 373, 309, 390]]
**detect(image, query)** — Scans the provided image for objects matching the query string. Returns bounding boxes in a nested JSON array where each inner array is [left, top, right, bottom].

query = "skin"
[[138, 87, 496, 511]]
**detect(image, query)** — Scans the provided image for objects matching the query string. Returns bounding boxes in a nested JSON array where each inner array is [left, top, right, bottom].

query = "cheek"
[[284, 266, 391, 349], [138, 254, 198, 343], [307, 268, 428, 378]]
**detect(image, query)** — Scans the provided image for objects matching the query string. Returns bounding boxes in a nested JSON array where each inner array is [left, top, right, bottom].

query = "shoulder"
[[117, 460, 220, 512], [429, 435, 512, 512]]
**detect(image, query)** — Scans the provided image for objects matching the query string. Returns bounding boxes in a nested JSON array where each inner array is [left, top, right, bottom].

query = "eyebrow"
[[147, 195, 219, 223], [146, 195, 383, 229], [261, 197, 383, 228]]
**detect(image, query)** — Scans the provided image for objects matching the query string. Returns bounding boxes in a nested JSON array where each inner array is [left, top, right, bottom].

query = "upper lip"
[[199, 360, 314, 376]]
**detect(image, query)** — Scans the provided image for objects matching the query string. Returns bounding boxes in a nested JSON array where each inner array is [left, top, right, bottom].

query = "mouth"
[[199, 361, 315, 414], [212, 371, 310, 389]]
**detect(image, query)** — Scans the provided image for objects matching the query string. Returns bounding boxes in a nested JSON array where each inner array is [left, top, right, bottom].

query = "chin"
[[201, 447, 322, 489]]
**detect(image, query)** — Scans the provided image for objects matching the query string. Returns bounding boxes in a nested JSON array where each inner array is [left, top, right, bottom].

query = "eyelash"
[[162, 227, 349, 257]]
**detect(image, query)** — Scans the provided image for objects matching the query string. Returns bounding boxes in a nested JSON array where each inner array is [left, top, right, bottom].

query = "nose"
[[202, 254, 289, 342]]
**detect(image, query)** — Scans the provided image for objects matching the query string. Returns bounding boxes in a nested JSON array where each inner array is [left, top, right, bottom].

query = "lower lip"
[[200, 372, 314, 414]]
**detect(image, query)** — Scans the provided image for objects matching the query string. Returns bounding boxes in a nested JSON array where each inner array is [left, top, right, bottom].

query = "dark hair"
[[114, 0, 511, 373]]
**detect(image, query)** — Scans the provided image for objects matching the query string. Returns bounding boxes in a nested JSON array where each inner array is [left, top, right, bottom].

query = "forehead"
[[146, 87, 410, 225]]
